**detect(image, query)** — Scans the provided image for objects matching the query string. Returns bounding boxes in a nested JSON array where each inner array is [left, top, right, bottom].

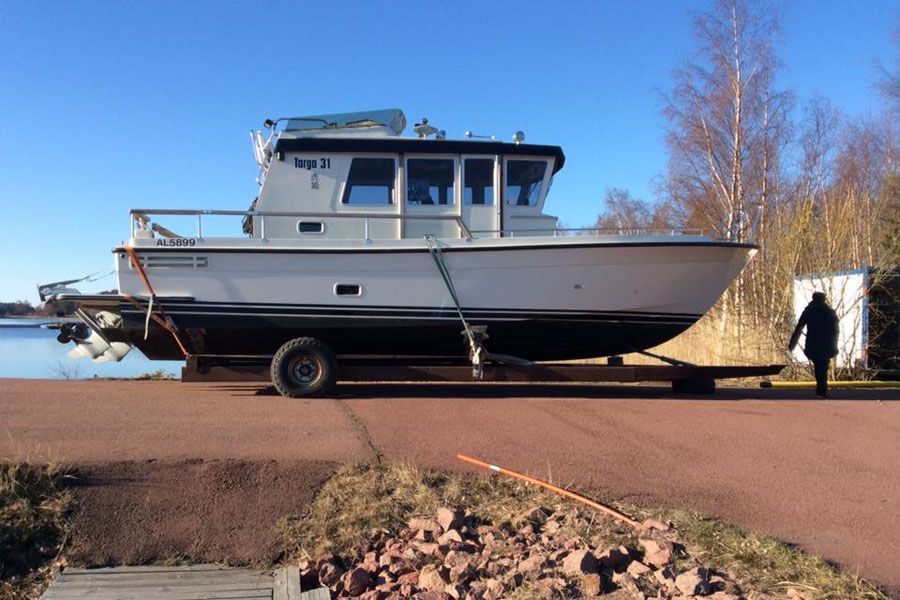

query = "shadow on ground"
[[203, 382, 900, 402]]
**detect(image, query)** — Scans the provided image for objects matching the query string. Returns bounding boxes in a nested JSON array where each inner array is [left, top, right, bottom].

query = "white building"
[[792, 269, 899, 371]]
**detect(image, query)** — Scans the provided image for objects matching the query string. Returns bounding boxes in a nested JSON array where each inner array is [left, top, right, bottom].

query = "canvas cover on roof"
[[285, 108, 406, 134]]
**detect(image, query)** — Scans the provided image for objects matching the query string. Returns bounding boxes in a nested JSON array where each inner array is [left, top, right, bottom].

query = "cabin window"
[[341, 158, 395, 205], [505, 160, 548, 206], [464, 159, 495, 206], [406, 158, 455, 205]]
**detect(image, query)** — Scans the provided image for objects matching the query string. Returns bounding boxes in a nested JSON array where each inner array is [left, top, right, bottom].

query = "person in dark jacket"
[[789, 292, 839, 397]]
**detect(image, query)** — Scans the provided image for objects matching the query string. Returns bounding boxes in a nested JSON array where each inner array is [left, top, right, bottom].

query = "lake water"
[[0, 318, 182, 379]]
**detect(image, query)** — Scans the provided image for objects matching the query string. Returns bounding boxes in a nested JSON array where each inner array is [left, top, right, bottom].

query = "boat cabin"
[[249, 108, 565, 240]]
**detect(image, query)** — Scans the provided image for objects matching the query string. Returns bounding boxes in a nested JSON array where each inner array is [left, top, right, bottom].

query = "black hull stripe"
[[121, 314, 694, 361], [114, 241, 757, 254], [121, 308, 697, 325], [119, 299, 703, 320]]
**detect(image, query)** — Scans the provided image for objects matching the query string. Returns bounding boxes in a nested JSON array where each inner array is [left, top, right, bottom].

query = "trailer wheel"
[[271, 337, 337, 398]]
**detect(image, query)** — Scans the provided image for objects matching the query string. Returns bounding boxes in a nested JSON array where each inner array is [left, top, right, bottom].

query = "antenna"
[[465, 131, 496, 141], [413, 118, 439, 139]]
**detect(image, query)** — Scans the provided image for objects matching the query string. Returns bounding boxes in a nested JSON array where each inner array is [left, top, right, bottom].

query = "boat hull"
[[104, 240, 754, 361], [119, 302, 698, 360]]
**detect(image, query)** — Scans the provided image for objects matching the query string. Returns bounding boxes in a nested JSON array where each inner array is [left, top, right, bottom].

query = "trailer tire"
[[271, 337, 337, 398]]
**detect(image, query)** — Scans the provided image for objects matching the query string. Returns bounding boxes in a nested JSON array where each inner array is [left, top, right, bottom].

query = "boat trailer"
[[182, 353, 784, 395]]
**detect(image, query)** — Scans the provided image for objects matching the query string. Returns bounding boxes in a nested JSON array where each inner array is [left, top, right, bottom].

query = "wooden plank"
[[53, 574, 271, 587], [59, 571, 269, 583], [50, 579, 271, 590], [44, 588, 271, 600], [45, 593, 270, 600], [61, 565, 230, 575], [55, 571, 270, 580], [57, 569, 269, 579], [273, 566, 301, 600], [43, 566, 275, 600], [298, 588, 330, 600], [284, 567, 301, 600], [272, 569, 288, 600], [285, 565, 303, 600]]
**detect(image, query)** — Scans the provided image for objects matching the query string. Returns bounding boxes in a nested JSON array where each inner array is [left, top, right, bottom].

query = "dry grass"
[[0, 462, 73, 600], [623, 312, 783, 367], [278, 462, 889, 600], [614, 313, 887, 383], [664, 508, 889, 600], [277, 462, 592, 559], [135, 368, 176, 381], [572, 312, 813, 386], [571, 312, 784, 368]]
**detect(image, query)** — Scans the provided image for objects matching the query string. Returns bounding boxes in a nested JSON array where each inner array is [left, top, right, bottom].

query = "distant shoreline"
[[0, 315, 76, 328]]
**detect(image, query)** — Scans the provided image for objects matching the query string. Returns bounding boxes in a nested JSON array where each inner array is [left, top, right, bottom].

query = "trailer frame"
[[182, 354, 784, 395]]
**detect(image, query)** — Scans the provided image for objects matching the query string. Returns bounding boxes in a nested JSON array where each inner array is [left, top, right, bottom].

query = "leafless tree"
[[48, 359, 83, 380], [641, 2, 898, 368], [662, 0, 791, 244], [876, 27, 900, 117], [660, 0, 793, 350], [594, 188, 651, 233]]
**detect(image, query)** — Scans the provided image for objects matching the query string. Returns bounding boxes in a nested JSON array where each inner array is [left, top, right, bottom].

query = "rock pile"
[[298, 506, 749, 599]]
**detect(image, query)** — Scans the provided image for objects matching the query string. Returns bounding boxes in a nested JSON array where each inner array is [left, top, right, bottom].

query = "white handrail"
[[469, 226, 705, 236], [130, 208, 473, 240], [129, 210, 701, 242]]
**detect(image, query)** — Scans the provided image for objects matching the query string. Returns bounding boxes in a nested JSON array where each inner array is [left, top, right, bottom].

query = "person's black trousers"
[[812, 359, 829, 397]]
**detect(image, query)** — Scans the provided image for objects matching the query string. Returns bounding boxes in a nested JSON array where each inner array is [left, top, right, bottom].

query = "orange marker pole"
[[456, 453, 641, 529]]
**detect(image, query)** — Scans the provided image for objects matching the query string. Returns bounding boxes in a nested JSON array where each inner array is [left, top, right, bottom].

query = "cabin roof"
[[273, 137, 566, 173]]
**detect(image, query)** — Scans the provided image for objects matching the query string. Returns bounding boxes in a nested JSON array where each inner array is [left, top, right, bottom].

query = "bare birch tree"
[[661, 0, 792, 351], [662, 0, 789, 244], [592, 10, 898, 371], [877, 26, 900, 118], [594, 188, 651, 233]]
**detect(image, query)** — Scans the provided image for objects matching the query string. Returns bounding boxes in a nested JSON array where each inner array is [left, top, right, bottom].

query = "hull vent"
[[137, 255, 209, 269]]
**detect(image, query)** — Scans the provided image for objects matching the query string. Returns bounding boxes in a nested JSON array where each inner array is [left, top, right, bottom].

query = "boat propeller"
[[56, 322, 91, 344]]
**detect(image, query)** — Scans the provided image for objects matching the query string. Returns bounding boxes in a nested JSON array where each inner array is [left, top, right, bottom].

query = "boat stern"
[[43, 293, 135, 365]]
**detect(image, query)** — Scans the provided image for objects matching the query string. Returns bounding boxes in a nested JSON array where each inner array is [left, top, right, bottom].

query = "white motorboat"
[[48, 108, 755, 395]]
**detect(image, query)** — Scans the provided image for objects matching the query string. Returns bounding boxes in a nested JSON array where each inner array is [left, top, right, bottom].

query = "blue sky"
[[0, 0, 896, 302]]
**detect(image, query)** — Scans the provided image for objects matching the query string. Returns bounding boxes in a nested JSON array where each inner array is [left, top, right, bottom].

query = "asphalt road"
[[2, 379, 898, 591]]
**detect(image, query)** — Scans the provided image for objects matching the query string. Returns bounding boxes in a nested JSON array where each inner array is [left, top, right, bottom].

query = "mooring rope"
[[423, 236, 484, 375]]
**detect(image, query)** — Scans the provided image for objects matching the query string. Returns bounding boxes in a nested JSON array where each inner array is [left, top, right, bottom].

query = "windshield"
[[505, 160, 548, 206]]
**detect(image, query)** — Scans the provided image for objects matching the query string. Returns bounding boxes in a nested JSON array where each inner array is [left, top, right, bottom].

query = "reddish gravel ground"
[[1, 378, 898, 593], [68, 459, 336, 566]]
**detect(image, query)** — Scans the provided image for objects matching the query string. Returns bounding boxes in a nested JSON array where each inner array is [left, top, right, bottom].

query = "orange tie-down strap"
[[122, 245, 189, 357]]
